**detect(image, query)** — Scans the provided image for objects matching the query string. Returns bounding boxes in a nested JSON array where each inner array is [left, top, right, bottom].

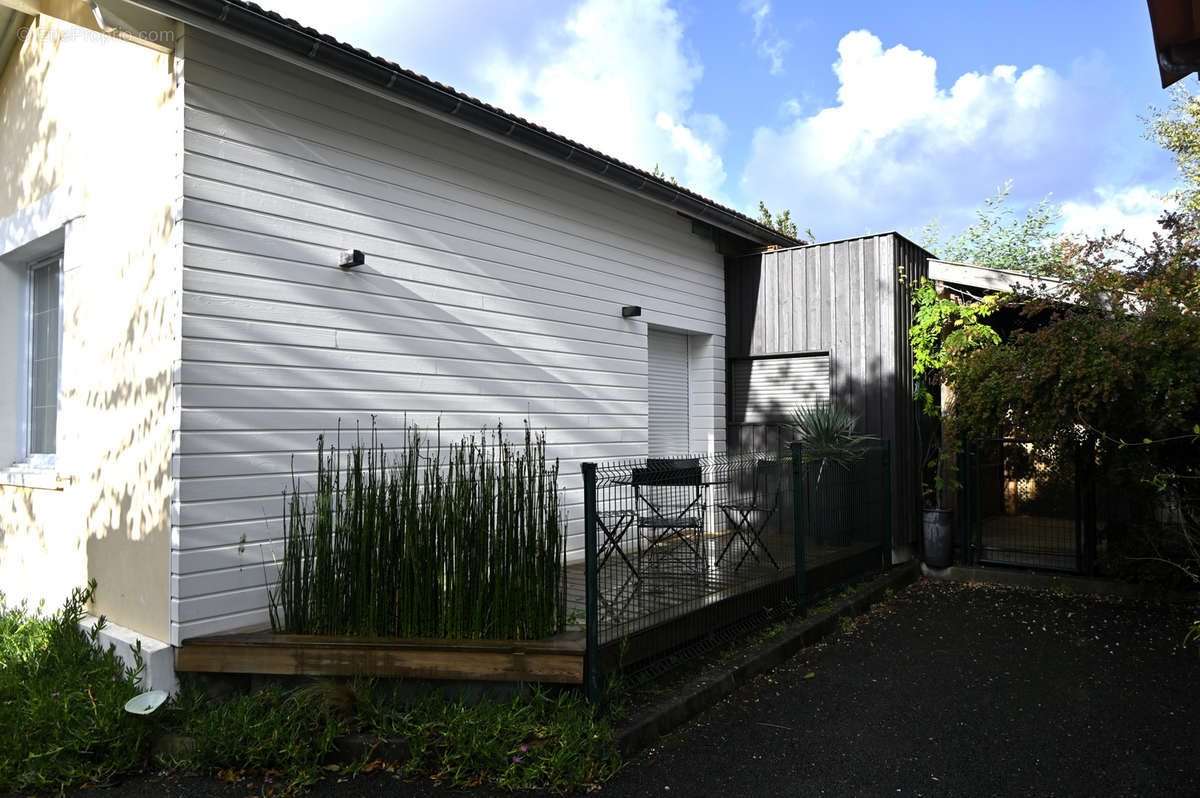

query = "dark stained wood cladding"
[[890, 235, 932, 551], [725, 234, 932, 553]]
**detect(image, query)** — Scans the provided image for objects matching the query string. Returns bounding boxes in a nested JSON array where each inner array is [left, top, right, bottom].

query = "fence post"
[[881, 441, 892, 571], [1084, 443, 1098, 575], [581, 462, 600, 704], [958, 436, 969, 565], [790, 442, 806, 614], [971, 441, 982, 565]]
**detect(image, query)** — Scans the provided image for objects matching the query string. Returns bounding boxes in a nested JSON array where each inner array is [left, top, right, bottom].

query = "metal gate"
[[961, 438, 1096, 573]]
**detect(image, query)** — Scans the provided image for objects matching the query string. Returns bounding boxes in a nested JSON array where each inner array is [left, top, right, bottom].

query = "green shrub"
[[270, 421, 567, 640], [0, 581, 149, 791]]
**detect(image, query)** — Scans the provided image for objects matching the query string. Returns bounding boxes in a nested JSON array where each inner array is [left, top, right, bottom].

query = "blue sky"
[[266, 0, 1180, 245]]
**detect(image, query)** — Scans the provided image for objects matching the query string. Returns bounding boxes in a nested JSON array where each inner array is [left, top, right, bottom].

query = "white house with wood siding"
[[0, 0, 796, 688]]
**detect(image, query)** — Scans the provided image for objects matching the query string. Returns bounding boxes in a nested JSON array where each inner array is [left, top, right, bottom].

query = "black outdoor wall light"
[[339, 249, 365, 269], [621, 305, 642, 318]]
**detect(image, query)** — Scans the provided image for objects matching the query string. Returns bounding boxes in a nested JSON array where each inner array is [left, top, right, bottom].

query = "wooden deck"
[[567, 530, 881, 638], [176, 532, 882, 684], [176, 629, 586, 684], [575, 530, 882, 667]]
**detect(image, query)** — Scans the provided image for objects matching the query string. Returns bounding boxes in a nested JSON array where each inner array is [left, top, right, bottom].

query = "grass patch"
[[360, 684, 619, 792], [167, 681, 620, 793], [0, 588, 618, 795], [159, 682, 618, 794], [162, 683, 348, 791]]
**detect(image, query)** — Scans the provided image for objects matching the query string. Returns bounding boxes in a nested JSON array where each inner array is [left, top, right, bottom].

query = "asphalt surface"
[[31, 578, 1200, 797]]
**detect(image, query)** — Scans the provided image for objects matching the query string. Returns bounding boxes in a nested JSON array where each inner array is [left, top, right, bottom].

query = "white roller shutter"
[[647, 329, 690, 457], [732, 354, 830, 424]]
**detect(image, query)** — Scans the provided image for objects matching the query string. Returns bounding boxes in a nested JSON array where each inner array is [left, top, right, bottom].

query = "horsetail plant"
[[268, 421, 567, 641]]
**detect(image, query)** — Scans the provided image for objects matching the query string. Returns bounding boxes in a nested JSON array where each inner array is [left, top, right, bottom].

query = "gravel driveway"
[[35, 578, 1200, 798]]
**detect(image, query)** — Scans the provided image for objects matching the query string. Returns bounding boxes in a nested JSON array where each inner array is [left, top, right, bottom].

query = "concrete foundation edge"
[[920, 562, 1199, 603], [79, 614, 179, 694]]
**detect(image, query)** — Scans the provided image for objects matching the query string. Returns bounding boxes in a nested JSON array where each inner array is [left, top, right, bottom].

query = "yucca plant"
[[788, 402, 875, 486], [789, 402, 877, 547]]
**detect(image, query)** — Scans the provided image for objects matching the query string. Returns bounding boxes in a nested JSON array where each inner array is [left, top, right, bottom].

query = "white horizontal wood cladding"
[[174, 29, 728, 642], [732, 354, 830, 424]]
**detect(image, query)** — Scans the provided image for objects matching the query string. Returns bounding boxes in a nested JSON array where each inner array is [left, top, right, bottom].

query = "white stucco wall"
[[0, 11, 181, 643]]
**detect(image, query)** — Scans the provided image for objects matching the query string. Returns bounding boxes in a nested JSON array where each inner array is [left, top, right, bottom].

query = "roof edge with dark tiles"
[[142, 0, 799, 248]]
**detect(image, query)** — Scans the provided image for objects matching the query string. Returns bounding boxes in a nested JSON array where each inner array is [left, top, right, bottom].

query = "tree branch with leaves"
[[756, 201, 812, 243], [919, 181, 1065, 274], [906, 275, 1004, 507]]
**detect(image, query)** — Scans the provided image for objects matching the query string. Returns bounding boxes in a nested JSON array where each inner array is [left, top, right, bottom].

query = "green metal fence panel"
[[579, 441, 894, 687], [967, 438, 1088, 573], [882, 440, 893, 570], [791, 441, 807, 613]]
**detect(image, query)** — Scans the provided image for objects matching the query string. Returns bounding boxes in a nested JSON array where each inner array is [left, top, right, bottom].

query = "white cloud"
[[780, 97, 803, 116], [759, 39, 789, 76], [1060, 186, 1176, 246], [742, 30, 1115, 239], [477, 0, 728, 200], [263, 0, 549, 87], [747, 1, 769, 38], [741, 1, 789, 75]]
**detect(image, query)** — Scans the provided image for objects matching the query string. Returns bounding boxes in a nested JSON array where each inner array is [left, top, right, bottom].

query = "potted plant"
[[917, 395, 955, 568], [909, 276, 1003, 567]]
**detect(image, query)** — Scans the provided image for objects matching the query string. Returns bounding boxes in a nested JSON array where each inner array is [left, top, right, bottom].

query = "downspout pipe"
[[1159, 40, 1200, 74]]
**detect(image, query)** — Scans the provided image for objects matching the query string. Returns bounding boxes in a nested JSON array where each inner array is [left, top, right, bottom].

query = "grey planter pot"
[[922, 508, 954, 568]]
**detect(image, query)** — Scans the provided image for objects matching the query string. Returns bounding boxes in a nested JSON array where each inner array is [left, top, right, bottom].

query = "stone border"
[[921, 563, 1200, 603], [614, 561, 921, 756]]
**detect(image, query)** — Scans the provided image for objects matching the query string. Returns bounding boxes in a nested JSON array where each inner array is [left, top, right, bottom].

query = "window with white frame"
[[25, 254, 62, 464]]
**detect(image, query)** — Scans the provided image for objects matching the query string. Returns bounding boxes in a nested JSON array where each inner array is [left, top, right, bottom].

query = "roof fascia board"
[[3, 0, 175, 53], [929, 258, 1146, 313], [740, 230, 932, 257], [124, 0, 793, 248], [927, 259, 1062, 294]]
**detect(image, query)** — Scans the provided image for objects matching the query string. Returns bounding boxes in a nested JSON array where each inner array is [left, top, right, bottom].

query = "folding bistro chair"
[[716, 459, 782, 571], [633, 458, 705, 587], [594, 505, 639, 621]]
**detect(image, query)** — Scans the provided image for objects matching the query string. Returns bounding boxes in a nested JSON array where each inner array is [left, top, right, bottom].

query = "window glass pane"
[[34, 315, 53, 360], [34, 265, 47, 307], [29, 260, 60, 456], [36, 360, 55, 405], [33, 263, 56, 313], [32, 407, 56, 454]]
